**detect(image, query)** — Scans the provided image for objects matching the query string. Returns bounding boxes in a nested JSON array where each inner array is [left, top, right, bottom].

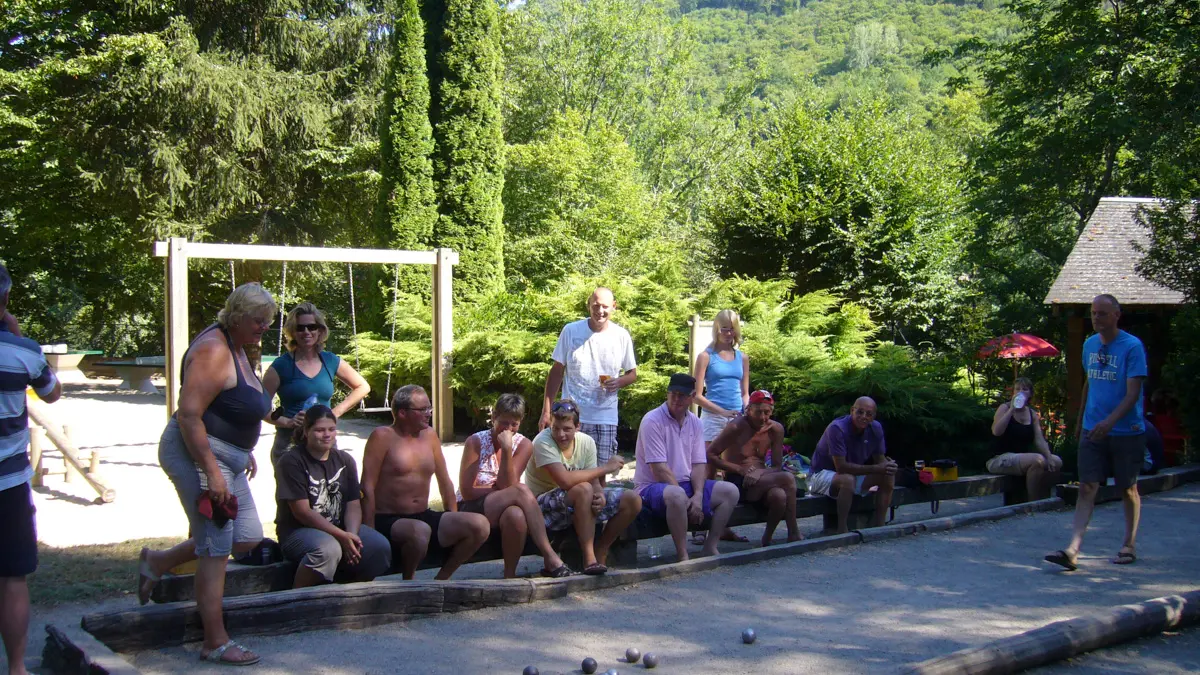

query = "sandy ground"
[[106, 483, 1199, 675]]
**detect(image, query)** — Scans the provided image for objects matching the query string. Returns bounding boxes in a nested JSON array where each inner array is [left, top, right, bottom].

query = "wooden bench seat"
[[150, 473, 1024, 604]]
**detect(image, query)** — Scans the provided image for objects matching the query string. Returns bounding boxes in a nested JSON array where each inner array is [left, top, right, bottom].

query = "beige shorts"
[[985, 453, 1027, 475]]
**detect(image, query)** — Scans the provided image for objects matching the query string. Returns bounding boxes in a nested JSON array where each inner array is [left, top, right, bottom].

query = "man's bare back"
[[365, 425, 439, 516]]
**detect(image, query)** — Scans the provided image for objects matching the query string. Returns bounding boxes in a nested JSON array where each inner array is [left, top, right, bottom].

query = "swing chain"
[[277, 261, 287, 356]]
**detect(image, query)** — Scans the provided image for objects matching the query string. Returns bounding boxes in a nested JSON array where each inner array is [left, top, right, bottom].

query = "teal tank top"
[[703, 346, 744, 412], [272, 351, 341, 416]]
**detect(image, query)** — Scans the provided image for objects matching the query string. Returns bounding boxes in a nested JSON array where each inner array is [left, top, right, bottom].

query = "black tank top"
[[178, 324, 271, 450], [993, 411, 1035, 454]]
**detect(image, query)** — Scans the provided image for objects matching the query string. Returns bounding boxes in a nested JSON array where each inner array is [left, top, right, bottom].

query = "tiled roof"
[[1044, 197, 1187, 306]]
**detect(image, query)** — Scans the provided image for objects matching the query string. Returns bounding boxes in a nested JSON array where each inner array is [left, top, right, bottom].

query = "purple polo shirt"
[[634, 403, 706, 493], [810, 415, 886, 473]]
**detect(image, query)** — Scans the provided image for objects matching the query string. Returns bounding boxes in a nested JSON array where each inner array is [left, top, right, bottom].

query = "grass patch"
[[31, 537, 178, 607], [30, 523, 286, 607]]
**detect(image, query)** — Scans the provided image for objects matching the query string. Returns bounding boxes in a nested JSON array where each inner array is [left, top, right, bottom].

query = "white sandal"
[[201, 640, 260, 666]]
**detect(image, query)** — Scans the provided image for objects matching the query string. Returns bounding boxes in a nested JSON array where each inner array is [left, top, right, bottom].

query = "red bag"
[[196, 491, 239, 527]]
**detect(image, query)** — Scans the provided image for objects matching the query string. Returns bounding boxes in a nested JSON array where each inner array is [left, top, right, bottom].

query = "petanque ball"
[[742, 628, 757, 644], [625, 647, 641, 663], [581, 657, 598, 674], [523, 667, 539, 675], [643, 653, 659, 669], [604, 670, 619, 675]]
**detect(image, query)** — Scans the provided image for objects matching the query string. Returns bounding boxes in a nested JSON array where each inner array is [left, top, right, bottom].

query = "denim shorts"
[[158, 419, 263, 557]]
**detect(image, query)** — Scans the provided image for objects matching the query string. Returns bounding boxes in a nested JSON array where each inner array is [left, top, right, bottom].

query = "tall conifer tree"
[[424, 0, 507, 296], [379, 0, 438, 265]]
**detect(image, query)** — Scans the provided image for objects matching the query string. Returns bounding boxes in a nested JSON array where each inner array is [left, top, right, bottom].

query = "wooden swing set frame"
[[153, 238, 458, 438]]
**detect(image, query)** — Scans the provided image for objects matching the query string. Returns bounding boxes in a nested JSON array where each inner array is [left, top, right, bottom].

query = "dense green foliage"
[[947, 0, 1200, 331], [709, 97, 971, 342]]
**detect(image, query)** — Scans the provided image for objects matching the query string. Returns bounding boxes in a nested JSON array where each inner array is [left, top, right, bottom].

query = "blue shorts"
[[639, 480, 716, 519]]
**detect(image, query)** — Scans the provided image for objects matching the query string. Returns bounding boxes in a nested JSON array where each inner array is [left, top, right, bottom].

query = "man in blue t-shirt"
[[1045, 294, 1146, 571], [0, 263, 62, 675]]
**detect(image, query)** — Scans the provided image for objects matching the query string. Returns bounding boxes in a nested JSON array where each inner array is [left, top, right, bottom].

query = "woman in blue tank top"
[[693, 309, 750, 445], [262, 302, 371, 468]]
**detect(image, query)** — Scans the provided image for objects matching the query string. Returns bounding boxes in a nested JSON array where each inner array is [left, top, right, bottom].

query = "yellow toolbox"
[[928, 459, 958, 482]]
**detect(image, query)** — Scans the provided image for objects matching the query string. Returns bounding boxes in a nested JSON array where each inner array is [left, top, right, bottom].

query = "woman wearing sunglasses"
[[263, 302, 370, 468]]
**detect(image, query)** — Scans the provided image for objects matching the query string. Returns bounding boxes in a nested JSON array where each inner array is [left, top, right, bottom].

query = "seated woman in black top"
[[276, 405, 391, 587], [985, 377, 1062, 500]]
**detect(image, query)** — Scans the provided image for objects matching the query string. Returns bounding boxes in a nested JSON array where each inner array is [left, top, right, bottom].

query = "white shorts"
[[807, 469, 867, 497], [701, 410, 735, 442]]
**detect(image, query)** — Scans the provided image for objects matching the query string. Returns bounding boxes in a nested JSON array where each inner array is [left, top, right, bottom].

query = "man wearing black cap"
[[633, 373, 740, 560], [707, 390, 803, 546]]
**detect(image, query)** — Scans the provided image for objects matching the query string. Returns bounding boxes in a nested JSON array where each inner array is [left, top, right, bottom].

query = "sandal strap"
[[203, 641, 236, 662]]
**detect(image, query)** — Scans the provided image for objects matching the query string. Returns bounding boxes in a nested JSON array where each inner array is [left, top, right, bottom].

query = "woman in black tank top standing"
[[136, 283, 275, 666], [985, 377, 1063, 500]]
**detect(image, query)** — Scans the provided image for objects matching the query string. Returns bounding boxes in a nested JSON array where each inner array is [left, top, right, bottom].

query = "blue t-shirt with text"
[[1082, 330, 1147, 436]]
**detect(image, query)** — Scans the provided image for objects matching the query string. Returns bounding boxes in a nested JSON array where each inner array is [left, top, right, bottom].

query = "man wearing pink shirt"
[[634, 373, 740, 560]]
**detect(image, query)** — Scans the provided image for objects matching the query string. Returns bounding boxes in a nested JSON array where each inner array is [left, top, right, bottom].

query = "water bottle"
[[647, 541, 660, 560], [302, 394, 318, 412]]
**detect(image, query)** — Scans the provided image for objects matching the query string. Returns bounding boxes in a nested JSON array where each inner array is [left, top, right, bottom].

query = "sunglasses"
[[398, 406, 433, 415], [551, 401, 578, 413], [295, 323, 322, 333]]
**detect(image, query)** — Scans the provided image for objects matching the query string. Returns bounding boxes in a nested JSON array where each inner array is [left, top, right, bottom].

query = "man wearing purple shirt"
[[634, 373, 740, 561], [808, 396, 896, 533]]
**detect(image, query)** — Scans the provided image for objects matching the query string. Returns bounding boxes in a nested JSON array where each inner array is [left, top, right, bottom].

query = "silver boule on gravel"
[[625, 647, 641, 663], [742, 628, 757, 644], [581, 656, 598, 674], [522, 666, 539, 675], [643, 652, 660, 669]]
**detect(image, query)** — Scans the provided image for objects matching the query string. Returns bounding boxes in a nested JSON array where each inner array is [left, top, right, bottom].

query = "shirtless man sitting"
[[706, 390, 802, 546], [361, 385, 490, 580]]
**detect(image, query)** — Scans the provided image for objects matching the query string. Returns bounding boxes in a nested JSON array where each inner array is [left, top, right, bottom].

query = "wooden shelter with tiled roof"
[[1044, 197, 1187, 427], [1045, 197, 1186, 307]]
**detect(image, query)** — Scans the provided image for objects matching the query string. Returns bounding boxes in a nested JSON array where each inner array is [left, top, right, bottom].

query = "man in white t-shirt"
[[539, 287, 637, 465]]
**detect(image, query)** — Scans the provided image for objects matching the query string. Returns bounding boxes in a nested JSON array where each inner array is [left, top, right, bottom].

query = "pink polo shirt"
[[634, 403, 706, 493]]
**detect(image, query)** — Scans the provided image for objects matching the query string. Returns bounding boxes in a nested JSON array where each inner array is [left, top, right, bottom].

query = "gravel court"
[[125, 484, 1200, 674]]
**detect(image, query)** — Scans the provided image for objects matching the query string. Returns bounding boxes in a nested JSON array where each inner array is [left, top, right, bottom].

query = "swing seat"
[[358, 406, 393, 414]]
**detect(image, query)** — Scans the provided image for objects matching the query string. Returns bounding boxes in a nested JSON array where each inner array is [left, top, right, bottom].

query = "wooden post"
[[62, 424, 79, 483], [430, 248, 458, 439], [686, 315, 713, 415], [90, 447, 101, 475], [29, 425, 44, 488], [1066, 313, 1086, 432], [165, 237, 189, 417]]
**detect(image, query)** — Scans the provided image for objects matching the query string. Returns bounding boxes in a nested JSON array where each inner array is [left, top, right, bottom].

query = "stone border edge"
[[901, 588, 1200, 675], [43, 622, 143, 675]]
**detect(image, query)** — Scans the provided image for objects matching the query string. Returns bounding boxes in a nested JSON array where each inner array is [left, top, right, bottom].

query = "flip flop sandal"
[[1044, 550, 1078, 571], [540, 564, 573, 578], [137, 547, 161, 606], [582, 563, 608, 576], [200, 640, 260, 666], [720, 531, 750, 543], [690, 533, 707, 545], [1112, 550, 1137, 565]]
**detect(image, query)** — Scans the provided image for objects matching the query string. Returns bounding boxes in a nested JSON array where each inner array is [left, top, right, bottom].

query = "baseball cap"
[[748, 390, 774, 405], [667, 373, 696, 394]]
